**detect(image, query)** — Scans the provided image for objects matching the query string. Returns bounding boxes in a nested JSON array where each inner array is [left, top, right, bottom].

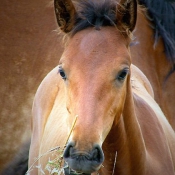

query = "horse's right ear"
[[54, 0, 76, 33]]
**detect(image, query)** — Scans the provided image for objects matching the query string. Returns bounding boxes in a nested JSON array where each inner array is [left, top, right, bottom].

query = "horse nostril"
[[63, 142, 74, 159], [91, 145, 104, 163], [92, 148, 98, 159]]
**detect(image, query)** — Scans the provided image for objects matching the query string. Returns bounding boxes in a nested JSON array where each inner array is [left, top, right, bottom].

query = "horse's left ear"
[[117, 0, 137, 32], [54, 0, 76, 33]]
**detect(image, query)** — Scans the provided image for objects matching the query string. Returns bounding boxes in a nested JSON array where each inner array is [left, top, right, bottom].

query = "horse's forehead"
[[63, 27, 129, 65], [78, 29, 118, 51]]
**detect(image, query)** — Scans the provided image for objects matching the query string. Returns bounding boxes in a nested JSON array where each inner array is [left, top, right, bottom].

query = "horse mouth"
[[64, 164, 91, 175]]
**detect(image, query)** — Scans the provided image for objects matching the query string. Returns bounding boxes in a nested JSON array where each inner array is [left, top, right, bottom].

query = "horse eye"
[[58, 67, 67, 80], [117, 69, 128, 81]]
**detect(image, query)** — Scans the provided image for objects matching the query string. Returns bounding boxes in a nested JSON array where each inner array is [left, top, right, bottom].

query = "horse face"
[[58, 27, 131, 174]]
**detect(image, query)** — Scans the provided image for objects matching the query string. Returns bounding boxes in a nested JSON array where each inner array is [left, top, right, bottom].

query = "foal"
[[28, 0, 175, 174]]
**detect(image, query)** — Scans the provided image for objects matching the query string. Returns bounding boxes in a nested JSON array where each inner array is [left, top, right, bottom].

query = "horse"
[[0, 0, 63, 173], [28, 0, 175, 174], [131, 0, 175, 130]]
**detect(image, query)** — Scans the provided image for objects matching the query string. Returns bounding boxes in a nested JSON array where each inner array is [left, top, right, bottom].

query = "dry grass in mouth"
[[26, 116, 78, 175], [26, 146, 64, 175]]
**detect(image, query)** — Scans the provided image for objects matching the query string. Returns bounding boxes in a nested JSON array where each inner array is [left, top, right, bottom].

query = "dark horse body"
[[28, 0, 175, 175], [0, 0, 63, 174], [132, 0, 175, 129]]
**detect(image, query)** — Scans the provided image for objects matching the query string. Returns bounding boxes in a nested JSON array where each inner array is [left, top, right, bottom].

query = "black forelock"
[[71, 0, 118, 35]]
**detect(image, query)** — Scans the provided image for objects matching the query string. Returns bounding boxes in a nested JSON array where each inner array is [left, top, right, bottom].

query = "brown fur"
[[0, 0, 63, 173], [131, 7, 175, 129], [28, 0, 175, 174]]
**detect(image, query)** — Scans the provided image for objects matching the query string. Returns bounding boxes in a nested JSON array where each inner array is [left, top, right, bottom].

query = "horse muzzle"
[[63, 142, 104, 174]]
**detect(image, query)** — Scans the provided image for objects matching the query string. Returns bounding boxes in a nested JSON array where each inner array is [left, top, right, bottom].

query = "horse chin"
[[63, 159, 101, 175], [64, 166, 91, 175]]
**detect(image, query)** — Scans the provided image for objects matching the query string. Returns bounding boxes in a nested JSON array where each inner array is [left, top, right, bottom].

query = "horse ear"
[[54, 0, 76, 33], [117, 0, 137, 32]]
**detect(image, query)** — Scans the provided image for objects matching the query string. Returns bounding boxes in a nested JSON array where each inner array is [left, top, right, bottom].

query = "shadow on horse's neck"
[[101, 77, 146, 175]]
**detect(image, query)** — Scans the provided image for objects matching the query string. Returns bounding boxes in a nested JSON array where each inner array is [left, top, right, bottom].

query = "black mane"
[[71, 0, 175, 65], [139, 0, 175, 64]]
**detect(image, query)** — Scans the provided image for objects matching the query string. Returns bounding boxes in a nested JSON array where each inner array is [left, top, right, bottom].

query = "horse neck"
[[101, 77, 146, 175]]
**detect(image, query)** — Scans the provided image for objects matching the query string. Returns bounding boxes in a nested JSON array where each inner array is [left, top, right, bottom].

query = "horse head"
[[54, 0, 137, 174]]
